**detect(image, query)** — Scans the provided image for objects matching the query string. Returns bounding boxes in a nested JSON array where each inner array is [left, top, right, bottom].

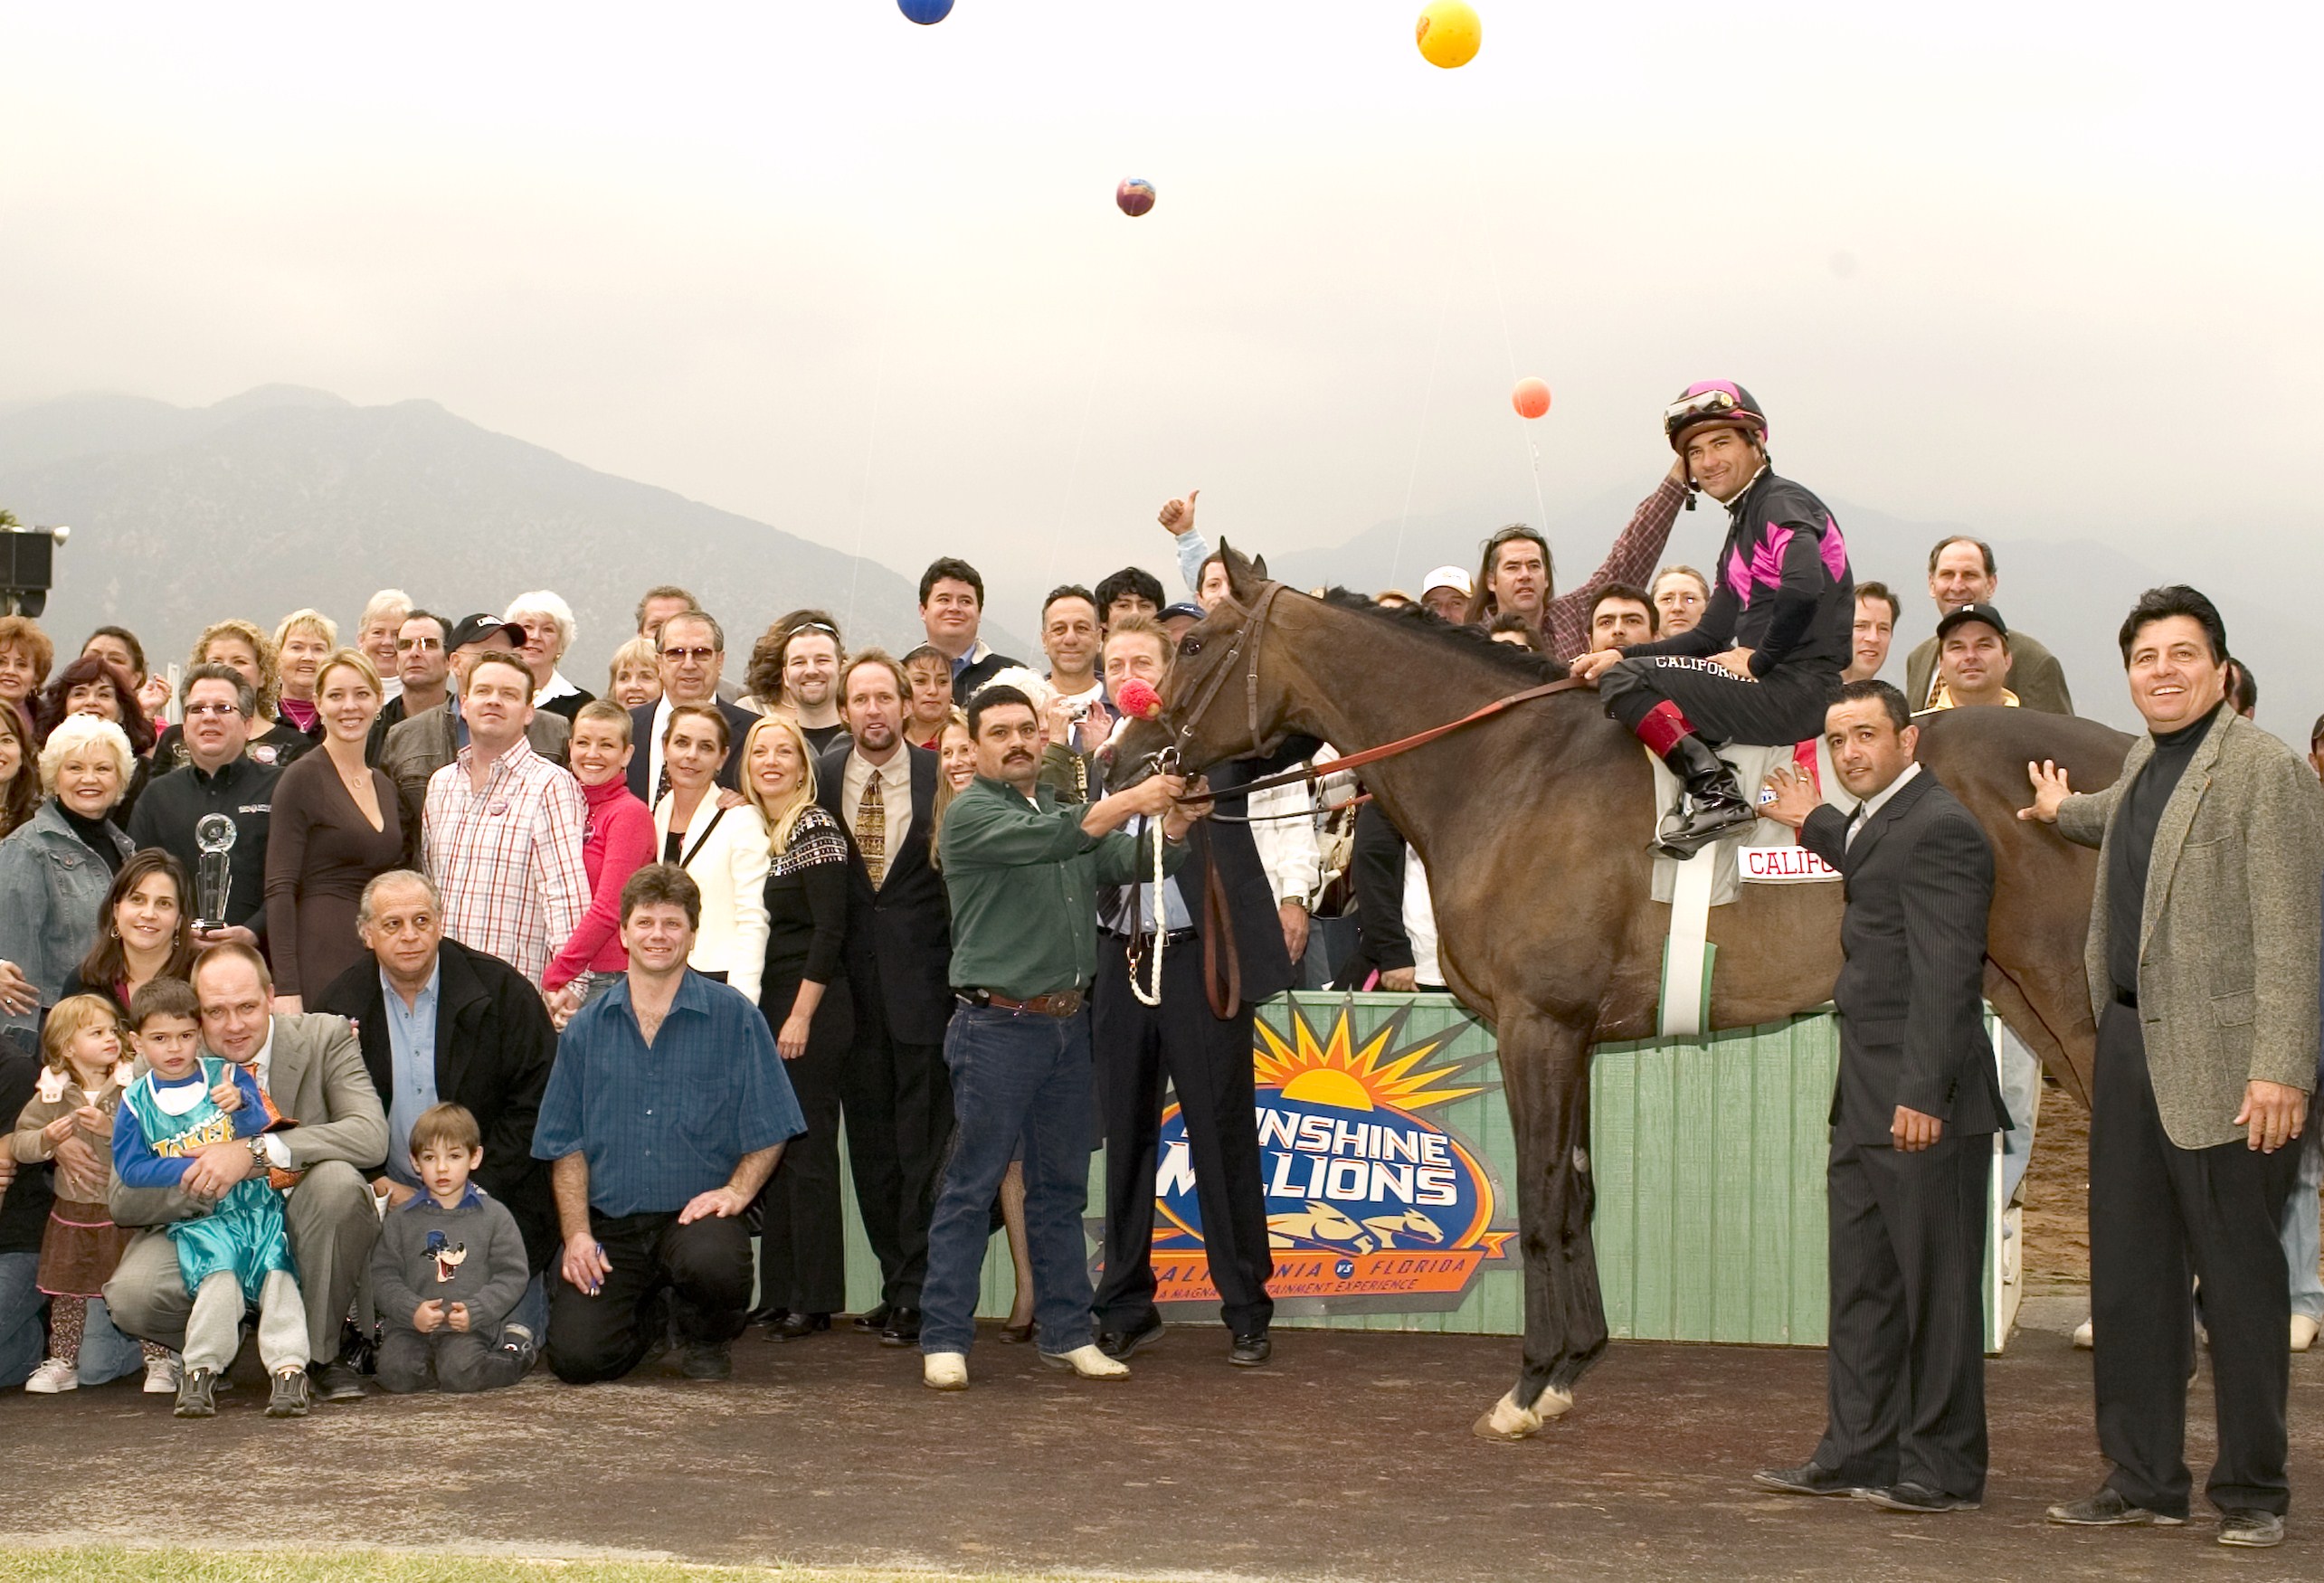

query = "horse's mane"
[[1314, 587, 1571, 682]]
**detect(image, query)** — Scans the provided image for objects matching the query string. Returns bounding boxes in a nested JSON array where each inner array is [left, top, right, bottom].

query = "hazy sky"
[[5, 3, 2318, 624]]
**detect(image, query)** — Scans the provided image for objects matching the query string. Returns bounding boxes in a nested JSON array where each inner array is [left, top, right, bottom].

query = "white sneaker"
[[24, 1358, 78, 1394], [2072, 1319, 2093, 1351], [1039, 1343, 1130, 1380], [2293, 1314, 2319, 1353], [144, 1355, 181, 1394], [922, 1351, 968, 1391]]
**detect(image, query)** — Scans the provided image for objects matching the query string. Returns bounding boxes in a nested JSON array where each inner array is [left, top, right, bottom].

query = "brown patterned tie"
[[857, 773, 887, 889]]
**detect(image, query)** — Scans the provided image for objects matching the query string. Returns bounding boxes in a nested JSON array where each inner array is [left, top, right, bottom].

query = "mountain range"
[[0, 386, 1020, 687], [1, 387, 2310, 745]]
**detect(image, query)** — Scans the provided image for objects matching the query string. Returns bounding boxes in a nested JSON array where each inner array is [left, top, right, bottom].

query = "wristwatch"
[[245, 1136, 272, 1171]]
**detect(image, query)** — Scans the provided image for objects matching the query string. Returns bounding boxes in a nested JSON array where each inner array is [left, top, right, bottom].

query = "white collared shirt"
[[1845, 761, 1921, 850], [841, 746, 915, 875]]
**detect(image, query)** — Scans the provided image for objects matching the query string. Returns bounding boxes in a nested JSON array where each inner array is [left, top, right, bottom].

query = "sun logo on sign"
[[1142, 1000, 1514, 1313]]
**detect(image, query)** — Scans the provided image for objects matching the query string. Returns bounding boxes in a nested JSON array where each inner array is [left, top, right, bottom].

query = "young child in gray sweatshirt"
[[369, 1102, 535, 1393]]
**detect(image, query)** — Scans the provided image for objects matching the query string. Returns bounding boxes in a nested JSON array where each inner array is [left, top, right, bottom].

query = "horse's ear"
[[1218, 538, 1268, 602]]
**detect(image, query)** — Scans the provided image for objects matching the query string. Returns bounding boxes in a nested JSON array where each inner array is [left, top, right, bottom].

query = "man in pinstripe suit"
[[1754, 678, 2004, 1513]]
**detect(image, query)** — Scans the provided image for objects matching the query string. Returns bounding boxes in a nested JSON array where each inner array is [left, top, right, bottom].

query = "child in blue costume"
[[111, 979, 311, 1418]]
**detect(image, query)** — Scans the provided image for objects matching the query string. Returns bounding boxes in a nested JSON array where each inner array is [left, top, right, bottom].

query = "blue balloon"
[[899, 0, 953, 22]]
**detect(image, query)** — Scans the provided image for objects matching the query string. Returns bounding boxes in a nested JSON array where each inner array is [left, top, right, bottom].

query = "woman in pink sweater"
[[544, 700, 655, 1015]]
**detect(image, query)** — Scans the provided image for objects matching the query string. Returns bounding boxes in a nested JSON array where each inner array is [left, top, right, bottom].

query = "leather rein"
[[1151, 579, 1590, 1017]]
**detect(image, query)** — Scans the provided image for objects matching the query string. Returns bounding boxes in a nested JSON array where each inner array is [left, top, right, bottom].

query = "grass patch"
[[0, 1549, 1057, 1583]]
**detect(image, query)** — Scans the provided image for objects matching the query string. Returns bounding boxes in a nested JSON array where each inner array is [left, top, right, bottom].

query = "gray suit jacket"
[[1906, 629, 2073, 716], [2057, 708, 2324, 1148], [109, 1011, 390, 1228]]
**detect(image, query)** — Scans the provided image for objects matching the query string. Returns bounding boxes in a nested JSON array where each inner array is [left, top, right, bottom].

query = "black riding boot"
[[1655, 734, 1756, 858]]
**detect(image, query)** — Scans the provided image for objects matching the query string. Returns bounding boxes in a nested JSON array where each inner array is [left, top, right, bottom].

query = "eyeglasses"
[[1664, 388, 1741, 425], [793, 621, 838, 637], [662, 647, 717, 663], [397, 637, 444, 652], [183, 703, 244, 718]]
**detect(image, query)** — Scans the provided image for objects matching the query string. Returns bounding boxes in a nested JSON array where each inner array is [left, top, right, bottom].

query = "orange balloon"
[[1512, 377, 1551, 420]]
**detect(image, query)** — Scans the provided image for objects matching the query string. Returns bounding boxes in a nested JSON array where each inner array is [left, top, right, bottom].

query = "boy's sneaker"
[[266, 1368, 312, 1418], [24, 1358, 78, 1394], [498, 1325, 538, 1374], [143, 1355, 180, 1394], [174, 1367, 218, 1418]]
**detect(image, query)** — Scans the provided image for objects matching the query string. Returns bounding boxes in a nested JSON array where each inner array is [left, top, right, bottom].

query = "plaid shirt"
[[1539, 475, 1686, 663], [422, 738, 589, 986]]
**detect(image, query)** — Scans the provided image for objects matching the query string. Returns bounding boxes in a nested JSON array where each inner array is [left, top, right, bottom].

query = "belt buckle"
[[1048, 990, 1084, 1019]]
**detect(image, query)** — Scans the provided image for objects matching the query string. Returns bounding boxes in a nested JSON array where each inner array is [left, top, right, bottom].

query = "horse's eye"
[[1179, 638, 1202, 658]]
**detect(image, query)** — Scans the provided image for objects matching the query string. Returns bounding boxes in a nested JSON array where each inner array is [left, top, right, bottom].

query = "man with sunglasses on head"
[[1571, 383, 1853, 858]]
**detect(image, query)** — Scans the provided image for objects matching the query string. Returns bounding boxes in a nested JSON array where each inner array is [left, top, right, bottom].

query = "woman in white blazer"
[[650, 704, 770, 1004]]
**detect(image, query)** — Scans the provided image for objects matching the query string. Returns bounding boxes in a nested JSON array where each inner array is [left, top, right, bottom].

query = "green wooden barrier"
[[824, 991, 2016, 1350]]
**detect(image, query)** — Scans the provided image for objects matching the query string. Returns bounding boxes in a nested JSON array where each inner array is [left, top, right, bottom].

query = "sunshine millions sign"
[[1144, 1000, 1514, 1313]]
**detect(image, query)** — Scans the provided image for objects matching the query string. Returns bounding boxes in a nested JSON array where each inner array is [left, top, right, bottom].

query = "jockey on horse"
[[1571, 383, 1854, 857]]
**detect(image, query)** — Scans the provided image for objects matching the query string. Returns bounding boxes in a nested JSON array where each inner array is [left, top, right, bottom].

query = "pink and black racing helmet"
[[1663, 381, 1768, 450]]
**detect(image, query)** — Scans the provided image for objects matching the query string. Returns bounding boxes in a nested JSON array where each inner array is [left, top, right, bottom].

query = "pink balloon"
[[1512, 377, 1551, 420]]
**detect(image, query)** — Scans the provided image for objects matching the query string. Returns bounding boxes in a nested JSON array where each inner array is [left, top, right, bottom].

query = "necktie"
[[1843, 802, 1868, 852], [858, 773, 887, 889]]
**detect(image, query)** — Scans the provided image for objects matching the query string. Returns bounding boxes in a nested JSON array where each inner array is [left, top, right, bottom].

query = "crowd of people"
[[0, 379, 2316, 1548]]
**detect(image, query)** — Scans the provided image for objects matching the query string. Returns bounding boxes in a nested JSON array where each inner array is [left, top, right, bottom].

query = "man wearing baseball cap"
[[377, 612, 573, 864], [1922, 604, 2018, 714], [1419, 567, 1473, 624]]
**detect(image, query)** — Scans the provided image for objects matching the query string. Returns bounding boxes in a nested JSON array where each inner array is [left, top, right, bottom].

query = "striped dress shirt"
[[422, 738, 589, 986]]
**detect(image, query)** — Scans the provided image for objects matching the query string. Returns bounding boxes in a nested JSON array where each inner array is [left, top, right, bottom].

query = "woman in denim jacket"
[[0, 716, 135, 1039]]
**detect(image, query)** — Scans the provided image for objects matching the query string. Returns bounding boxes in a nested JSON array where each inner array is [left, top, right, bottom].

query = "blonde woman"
[[607, 636, 661, 711], [741, 714, 854, 1337], [651, 705, 768, 1002], [270, 609, 338, 743], [154, 620, 312, 771], [0, 715, 135, 1036], [263, 649, 401, 1009]]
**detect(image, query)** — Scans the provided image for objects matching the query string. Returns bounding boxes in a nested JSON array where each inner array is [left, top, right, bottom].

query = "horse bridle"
[[1160, 579, 1287, 777]]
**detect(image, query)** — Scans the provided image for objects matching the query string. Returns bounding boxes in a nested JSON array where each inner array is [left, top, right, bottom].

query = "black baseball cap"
[[1934, 602, 2008, 643], [1160, 602, 1205, 622], [447, 612, 526, 651]]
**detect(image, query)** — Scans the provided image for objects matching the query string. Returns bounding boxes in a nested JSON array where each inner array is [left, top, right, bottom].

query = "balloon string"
[[1390, 289, 1453, 597], [1475, 186, 1551, 537], [842, 364, 888, 637]]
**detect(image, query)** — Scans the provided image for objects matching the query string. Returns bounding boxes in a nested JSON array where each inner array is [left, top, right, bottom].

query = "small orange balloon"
[[1512, 377, 1551, 420]]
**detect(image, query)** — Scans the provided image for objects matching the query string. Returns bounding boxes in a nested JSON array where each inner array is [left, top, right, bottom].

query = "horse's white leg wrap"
[[1471, 1383, 1574, 1440]]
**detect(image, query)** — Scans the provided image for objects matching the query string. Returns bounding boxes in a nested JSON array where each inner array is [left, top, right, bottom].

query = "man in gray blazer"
[[2024, 586, 2323, 1550], [106, 943, 390, 1404]]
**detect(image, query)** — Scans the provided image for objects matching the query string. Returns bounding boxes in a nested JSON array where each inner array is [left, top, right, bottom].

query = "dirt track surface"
[[2, 1315, 2319, 1582]]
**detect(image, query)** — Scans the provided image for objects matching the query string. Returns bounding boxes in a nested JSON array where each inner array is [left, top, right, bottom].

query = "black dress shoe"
[[997, 1321, 1036, 1345], [310, 1360, 367, 1403], [2044, 1487, 2184, 1526], [680, 1341, 733, 1380], [774, 1311, 830, 1341], [851, 1303, 892, 1333], [1860, 1482, 1978, 1513], [1751, 1461, 1864, 1498], [1228, 1332, 1271, 1368], [879, 1306, 923, 1347], [2217, 1509, 2284, 1549], [746, 1303, 791, 1330], [1096, 1313, 1165, 1361]]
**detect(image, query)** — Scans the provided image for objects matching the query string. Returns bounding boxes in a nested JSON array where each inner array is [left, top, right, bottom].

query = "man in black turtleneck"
[[2023, 587, 2324, 1551]]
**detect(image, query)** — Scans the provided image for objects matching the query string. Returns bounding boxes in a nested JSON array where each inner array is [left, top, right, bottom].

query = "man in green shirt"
[[921, 684, 1199, 1390]]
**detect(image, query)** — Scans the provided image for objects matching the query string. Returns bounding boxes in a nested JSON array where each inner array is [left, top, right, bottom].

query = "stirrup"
[[1651, 795, 1754, 859]]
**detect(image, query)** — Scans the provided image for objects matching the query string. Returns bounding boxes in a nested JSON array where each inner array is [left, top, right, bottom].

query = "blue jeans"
[[920, 1003, 1097, 1357], [2285, 1132, 2324, 1324], [1997, 1026, 2040, 1207], [0, 1252, 142, 1387]]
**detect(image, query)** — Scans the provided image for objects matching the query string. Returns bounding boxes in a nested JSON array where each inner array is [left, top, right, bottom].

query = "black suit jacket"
[[950, 650, 1021, 706], [816, 744, 954, 1046], [1801, 769, 2005, 1145], [314, 935, 557, 1267], [627, 697, 760, 801]]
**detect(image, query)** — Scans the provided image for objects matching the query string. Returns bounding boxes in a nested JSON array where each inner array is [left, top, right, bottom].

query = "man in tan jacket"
[[2023, 586, 2323, 1550], [106, 943, 389, 1404]]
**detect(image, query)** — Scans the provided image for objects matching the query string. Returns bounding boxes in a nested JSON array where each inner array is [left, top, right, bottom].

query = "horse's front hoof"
[[1471, 1385, 1572, 1440]]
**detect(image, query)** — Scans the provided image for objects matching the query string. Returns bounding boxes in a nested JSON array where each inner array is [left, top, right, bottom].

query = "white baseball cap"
[[1420, 565, 1474, 598]]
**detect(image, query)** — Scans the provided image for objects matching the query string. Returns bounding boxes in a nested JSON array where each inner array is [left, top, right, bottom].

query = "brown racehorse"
[[1115, 547, 2132, 1437]]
